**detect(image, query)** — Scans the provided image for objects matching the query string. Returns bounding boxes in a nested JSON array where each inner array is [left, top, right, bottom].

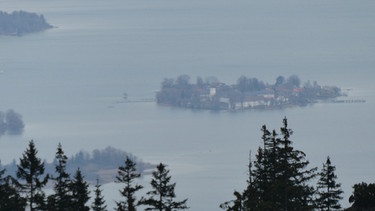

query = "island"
[[1, 146, 155, 184], [0, 10, 53, 36], [156, 75, 343, 110]]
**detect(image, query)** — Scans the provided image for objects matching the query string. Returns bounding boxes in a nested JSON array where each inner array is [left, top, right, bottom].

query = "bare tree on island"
[[141, 163, 188, 211], [115, 156, 143, 211]]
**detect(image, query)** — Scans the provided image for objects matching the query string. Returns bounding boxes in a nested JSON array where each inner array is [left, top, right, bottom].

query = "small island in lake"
[[0, 10, 53, 36], [1, 146, 155, 184], [156, 75, 343, 110]]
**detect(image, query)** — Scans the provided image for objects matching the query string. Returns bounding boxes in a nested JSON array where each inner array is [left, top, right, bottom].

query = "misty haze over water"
[[1, 0, 375, 209]]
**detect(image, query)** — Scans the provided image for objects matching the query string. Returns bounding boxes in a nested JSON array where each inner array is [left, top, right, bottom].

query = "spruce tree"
[[248, 126, 277, 210], [230, 118, 317, 211], [71, 168, 90, 211], [91, 178, 107, 211], [0, 164, 26, 210], [275, 117, 317, 210], [316, 156, 343, 211], [115, 156, 143, 211], [242, 151, 257, 210], [141, 163, 188, 211], [16, 140, 49, 211], [49, 143, 73, 210], [240, 126, 280, 210]]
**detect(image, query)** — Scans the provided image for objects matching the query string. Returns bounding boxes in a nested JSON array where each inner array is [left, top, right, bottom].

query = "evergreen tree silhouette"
[[316, 156, 343, 211], [141, 163, 188, 211], [91, 178, 107, 211], [115, 156, 143, 211], [16, 140, 49, 211]]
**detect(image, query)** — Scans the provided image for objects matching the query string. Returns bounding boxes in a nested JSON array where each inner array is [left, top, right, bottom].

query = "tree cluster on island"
[[0, 10, 53, 36], [1, 119, 374, 210], [0, 109, 25, 136], [156, 75, 342, 110]]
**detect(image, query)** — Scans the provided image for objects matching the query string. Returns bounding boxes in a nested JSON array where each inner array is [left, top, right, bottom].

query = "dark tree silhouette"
[[48, 143, 73, 210], [219, 191, 243, 211], [115, 156, 143, 211], [70, 168, 90, 211], [91, 178, 107, 211], [141, 163, 188, 211], [276, 117, 317, 210], [224, 118, 317, 211], [348, 182, 375, 210], [16, 140, 49, 211], [242, 126, 279, 210], [0, 164, 26, 210], [316, 156, 343, 211]]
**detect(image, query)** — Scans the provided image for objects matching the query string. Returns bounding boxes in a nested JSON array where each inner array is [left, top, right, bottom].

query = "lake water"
[[1, 0, 375, 210]]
